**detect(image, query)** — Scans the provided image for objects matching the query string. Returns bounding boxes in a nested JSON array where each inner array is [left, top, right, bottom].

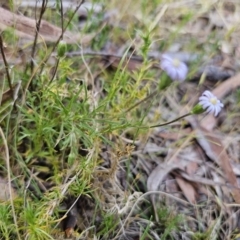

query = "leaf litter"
[[1, 0, 240, 239]]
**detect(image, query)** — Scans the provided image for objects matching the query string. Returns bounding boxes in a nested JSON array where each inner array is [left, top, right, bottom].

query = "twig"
[[0, 127, 21, 240], [0, 35, 13, 99], [60, 0, 64, 33], [49, 0, 64, 83], [49, 59, 60, 84], [30, 0, 48, 74]]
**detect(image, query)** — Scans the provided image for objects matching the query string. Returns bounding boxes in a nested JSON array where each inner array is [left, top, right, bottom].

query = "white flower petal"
[[166, 67, 175, 79], [179, 64, 188, 81], [170, 69, 178, 80], [199, 102, 210, 109], [202, 90, 214, 98], [213, 108, 219, 117], [176, 69, 185, 81], [161, 54, 173, 62], [206, 105, 214, 114], [198, 90, 223, 117], [161, 62, 171, 70], [160, 54, 188, 82], [214, 105, 221, 116], [199, 96, 209, 102]]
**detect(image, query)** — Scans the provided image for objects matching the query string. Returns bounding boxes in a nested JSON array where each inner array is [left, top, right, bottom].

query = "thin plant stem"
[[0, 35, 13, 99], [39, 0, 84, 75], [49, 0, 64, 84], [49, 58, 60, 84], [22, 0, 84, 102], [30, 0, 48, 74], [150, 112, 192, 128], [124, 90, 158, 113]]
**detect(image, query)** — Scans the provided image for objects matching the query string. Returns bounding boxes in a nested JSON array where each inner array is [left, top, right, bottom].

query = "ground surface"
[[1, 0, 240, 239]]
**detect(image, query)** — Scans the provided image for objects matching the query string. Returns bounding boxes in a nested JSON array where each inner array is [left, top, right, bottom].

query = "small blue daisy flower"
[[160, 54, 188, 82], [199, 90, 224, 117]]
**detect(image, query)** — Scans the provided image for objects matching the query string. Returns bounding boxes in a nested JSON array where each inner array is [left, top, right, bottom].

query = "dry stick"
[[65, 49, 144, 62], [0, 35, 13, 99], [30, 0, 48, 74], [49, 0, 64, 84], [23, 0, 84, 101], [0, 127, 21, 240], [60, 0, 64, 32]]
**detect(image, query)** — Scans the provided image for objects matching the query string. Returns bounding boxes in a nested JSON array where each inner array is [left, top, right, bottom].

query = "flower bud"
[[190, 104, 205, 115], [159, 74, 172, 90], [57, 40, 67, 58]]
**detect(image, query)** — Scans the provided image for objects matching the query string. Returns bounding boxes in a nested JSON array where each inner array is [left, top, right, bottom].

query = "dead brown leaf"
[[174, 173, 197, 204], [177, 168, 235, 189], [185, 157, 199, 176], [193, 125, 240, 203], [165, 150, 199, 204]]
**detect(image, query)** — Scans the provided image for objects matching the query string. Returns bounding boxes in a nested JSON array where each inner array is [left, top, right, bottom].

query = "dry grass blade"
[[0, 127, 20, 240]]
